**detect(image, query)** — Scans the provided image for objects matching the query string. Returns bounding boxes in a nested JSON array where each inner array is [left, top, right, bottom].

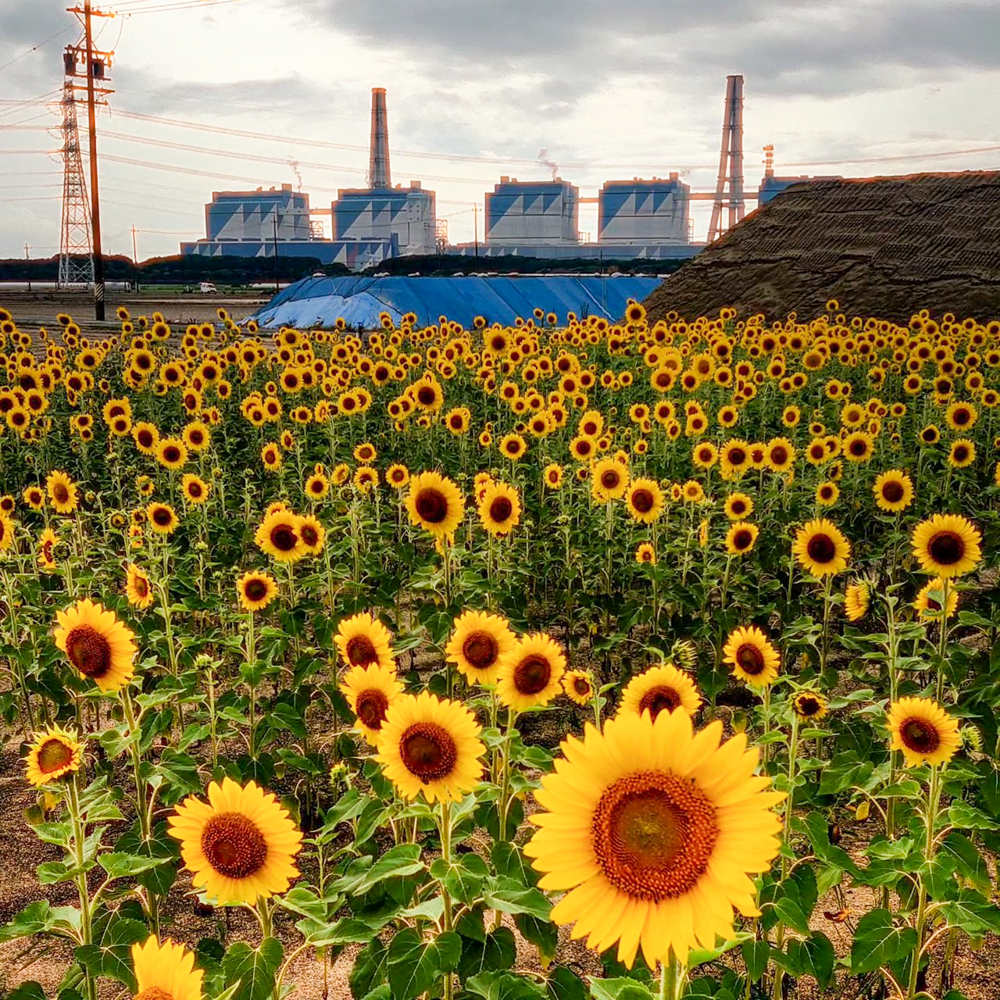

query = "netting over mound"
[[248, 274, 662, 329], [643, 171, 1000, 323]]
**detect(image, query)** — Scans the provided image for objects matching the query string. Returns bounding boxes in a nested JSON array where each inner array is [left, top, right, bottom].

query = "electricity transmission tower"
[[57, 82, 95, 288]]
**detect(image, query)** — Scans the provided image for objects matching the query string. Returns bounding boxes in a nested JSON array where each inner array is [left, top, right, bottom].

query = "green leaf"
[[7, 984, 47, 1000], [483, 879, 551, 920], [588, 979, 654, 1000], [345, 844, 425, 895], [849, 909, 918, 974], [458, 927, 517, 983], [547, 968, 587, 1000], [938, 833, 992, 894], [936, 890, 1000, 935], [222, 938, 283, 1000], [491, 841, 537, 886], [387, 928, 462, 1000], [801, 932, 835, 987], [430, 853, 490, 905], [466, 971, 548, 1000], [98, 852, 171, 878], [351, 938, 388, 1000], [0, 900, 80, 943], [800, 812, 862, 879], [948, 800, 1000, 831], [741, 940, 771, 983], [76, 917, 149, 989]]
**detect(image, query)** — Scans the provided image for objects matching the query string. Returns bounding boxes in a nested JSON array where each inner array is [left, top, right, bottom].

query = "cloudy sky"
[[1, 0, 998, 260]]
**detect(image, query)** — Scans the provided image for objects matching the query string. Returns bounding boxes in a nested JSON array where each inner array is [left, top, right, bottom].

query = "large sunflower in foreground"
[[792, 519, 850, 577], [722, 625, 780, 688], [341, 663, 404, 745], [478, 482, 521, 537], [131, 936, 203, 1000], [445, 609, 516, 686], [24, 726, 83, 786], [910, 514, 981, 578], [887, 697, 960, 768], [496, 633, 567, 711], [619, 662, 700, 719], [168, 777, 303, 904], [335, 612, 395, 671], [376, 691, 485, 803], [405, 472, 464, 540], [524, 710, 783, 967], [53, 598, 137, 693]]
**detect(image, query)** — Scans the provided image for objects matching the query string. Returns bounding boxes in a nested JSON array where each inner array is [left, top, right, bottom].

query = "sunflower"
[[887, 697, 960, 768], [297, 514, 326, 555], [524, 710, 782, 968], [236, 571, 279, 612], [46, 470, 79, 514], [131, 936, 204, 1000], [126, 564, 155, 609], [948, 438, 976, 469], [911, 514, 981, 578], [562, 670, 594, 705], [386, 464, 410, 489], [304, 471, 330, 500], [792, 691, 828, 721], [722, 625, 780, 688], [168, 777, 303, 904], [544, 463, 564, 489], [405, 472, 464, 540], [254, 509, 305, 562], [335, 612, 395, 671], [53, 598, 137, 693], [496, 633, 566, 711], [341, 663, 404, 745], [376, 691, 485, 803], [764, 437, 795, 474], [181, 474, 210, 506], [724, 492, 753, 521], [478, 482, 521, 537], [872, 470, 913, 512], [24, 726, 83, 786], [719, 439, 751, 479], [591, 458, 630, 502], [725, 522, 758, 556], [793, 519, 850, 577], [816, 481, 839, 506], [842, 430, 874, 463], [913, 577, 958, 619], [445, 609, 516, 686], [625, 478, 664, 523], [23, 485, 45, 510], [37, 527, 58, 570], [636, 542, 656, 565], [156, 437, 188, 471], [844, 581, 869, 621], [261, 442, 282, 471], [620, 663, 700, 720], [147, 503, 179, 534]]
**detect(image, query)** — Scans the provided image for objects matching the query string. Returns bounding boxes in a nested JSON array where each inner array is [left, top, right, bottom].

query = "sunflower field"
[[1, 298, 999, 1000]]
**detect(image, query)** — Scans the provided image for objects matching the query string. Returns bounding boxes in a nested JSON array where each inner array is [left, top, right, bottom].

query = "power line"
[[0, 29, 74, 76]]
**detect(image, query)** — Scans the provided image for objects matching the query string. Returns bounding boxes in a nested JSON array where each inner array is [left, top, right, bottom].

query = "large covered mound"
[[644, 171, 1000, 323], [249, 273, 661, 329]]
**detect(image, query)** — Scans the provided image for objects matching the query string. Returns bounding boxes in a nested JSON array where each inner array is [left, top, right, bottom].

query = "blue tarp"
[[248, 274, 662, 329]]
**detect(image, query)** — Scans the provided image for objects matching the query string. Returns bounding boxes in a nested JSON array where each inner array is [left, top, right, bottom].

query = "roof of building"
[[643, 171, 1000, 323], [248, 274, 661, 329]]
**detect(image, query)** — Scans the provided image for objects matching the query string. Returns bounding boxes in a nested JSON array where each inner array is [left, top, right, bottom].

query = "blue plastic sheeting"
[[248, 274, 662, 329]]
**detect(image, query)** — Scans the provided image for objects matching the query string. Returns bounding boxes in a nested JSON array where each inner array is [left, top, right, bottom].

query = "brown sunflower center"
[[65, 625, 112, 679], [574, 677, 591, 696], [727, 448, 746, 466], [462, 631, 499, 670], [135, 987, 174, 1000], [849, 440, 866, 456], [152, 507, 173, 527], [736, 643, 765, 675], [771, 447, 788, 465], [927, 531, 964, 566], [134, 575, 149, 598], [601, 470, 620, 490], [954, 409, 969, 425], [187, 481, 203, 498], [417, 387, 436, 406], [399, 722, 457, 783], [882, 481, 905, 503], [243, 578, 268, 602], [415, 488, 449, 524], [489, 497, 513, 523], [954, 446, 969, 462], [300, 523, 319, 547], [356, 689, 390, 730], [592, 771, 719, 901], [900, 717, 940, 755], [270, 523, 299, 552], [200, 812, 268, 879], [136, 429, 152, 448], [346, 634, 378, 666], [53, 484, 70, 504], [733, 529, 753, 550], [163, 446, 181, 463], [637, 686, 680, 720], [807, 533, 837, 564], [37, 738, 74, 773], [796, 696, 821, 717], [513, 654, 552, 695], [631, 489, 654, 514]]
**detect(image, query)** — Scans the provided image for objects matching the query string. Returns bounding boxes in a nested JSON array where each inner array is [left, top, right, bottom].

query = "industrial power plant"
[[178, 78, 828, 271]]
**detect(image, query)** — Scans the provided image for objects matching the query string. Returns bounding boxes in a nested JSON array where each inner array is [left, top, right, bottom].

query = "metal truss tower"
[[708, 74, 746, 242], [57, 82, 95, 287]]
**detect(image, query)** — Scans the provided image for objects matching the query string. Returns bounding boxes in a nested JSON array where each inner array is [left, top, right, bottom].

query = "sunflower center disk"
[[736, 643, 765, 675], [514, 655, 552, 695], [806, 534, 836, 564], [734, 530, 753, 550], [593, 771, 719, 900], [901, 717, 940, 754], [37, 738, 73, 773], [574, 677, 591, 696], [601, 471, 620, 490], [462, 632, 499, 670], [356, 689, 389, 729], [928, 531, 963, 566], [490, 498, 513, 522], [638, 686, 680, 720], [66, 625, 112, 679], [415, 489, 448, 524], [200, 811, 268, 879], [270, 524, 298, 551], [53, 485, 70, 504], [135, 987, 174, 1000], [882, 482, 904, 503], [400, 722, 458, 783], [346, 634, 378, 666], [244, 579, 268, 602], [631, 489, 654, 513], [797, 697, 820, 717]]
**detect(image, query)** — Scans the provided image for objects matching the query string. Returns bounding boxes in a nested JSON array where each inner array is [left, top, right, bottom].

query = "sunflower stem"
[[934, 578, 951, 703], [68, 773, 96, 1000], [121, 687, 150, 843], [438, 799, 454, 1000]]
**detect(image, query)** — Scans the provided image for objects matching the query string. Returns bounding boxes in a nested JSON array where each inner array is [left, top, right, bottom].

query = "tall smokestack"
[[368, 87, 391, 189]]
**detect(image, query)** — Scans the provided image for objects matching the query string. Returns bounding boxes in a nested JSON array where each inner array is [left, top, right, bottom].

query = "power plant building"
[[598, 175, 690, 244], [486, 177, 579, 245], [204, 185, 311, 242], [331, 182, 436, 255]]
